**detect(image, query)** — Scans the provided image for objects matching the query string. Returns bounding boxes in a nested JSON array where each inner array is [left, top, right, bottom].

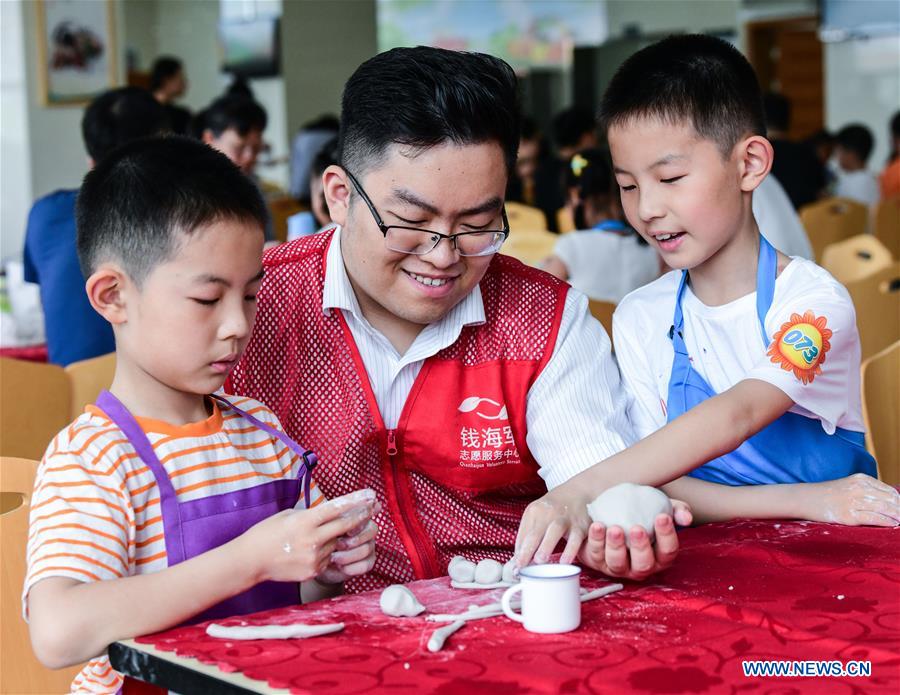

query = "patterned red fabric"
[[135, 520, 900, 694], [227, 230, 567, 591]]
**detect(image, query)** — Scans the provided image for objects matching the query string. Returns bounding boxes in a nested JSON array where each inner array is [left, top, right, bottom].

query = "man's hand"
[[514, 484, 594, 568], [316, 514, 380, 584], [578, 501, 692, 581]]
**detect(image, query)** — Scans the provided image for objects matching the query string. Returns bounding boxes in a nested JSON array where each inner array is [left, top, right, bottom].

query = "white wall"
[[825, 35, 900, 170], [1, 0, 33, 259]]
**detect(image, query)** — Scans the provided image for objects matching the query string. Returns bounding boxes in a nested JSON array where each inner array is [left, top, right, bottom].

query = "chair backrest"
[[501, 228, 558, 267], [1, 456, 83, 692], [556, 206, 576, 234], [860, 341, 900, 486], [820, 234, 893, 284], [799, 197, 869, 261], [268, 196, 305, 243], [0, 358, 71, 460], [65, 352, 115, 420], [845, 262, 900, 360], [588, 300, 616, 338], [506, 202, 548, 233], [873, 197, 900, 260]]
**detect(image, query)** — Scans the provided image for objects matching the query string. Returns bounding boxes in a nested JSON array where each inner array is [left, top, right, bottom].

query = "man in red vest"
[[228, 47, 688, 592]]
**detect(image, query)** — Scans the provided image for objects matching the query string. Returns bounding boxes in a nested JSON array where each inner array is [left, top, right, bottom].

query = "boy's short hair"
[[149, 56, 183, 92], [81, 87, 167, 163], [198, 95, 268, 138], [600, 34, 766, 155], [339, 46, 520, 177], [76, 136, 267, 284], [836, 124, 874, 164]]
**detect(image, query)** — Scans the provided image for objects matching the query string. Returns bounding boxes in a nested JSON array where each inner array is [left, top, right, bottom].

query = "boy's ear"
[[322, 164, 351, 227], [737, 135, 774, 193], [85, 265, 130, 325]]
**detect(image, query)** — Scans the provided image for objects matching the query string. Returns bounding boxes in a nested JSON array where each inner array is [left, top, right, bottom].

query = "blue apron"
[[665, 236, 876, 485]]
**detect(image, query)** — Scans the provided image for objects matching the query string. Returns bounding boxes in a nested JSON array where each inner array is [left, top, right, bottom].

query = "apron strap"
[[210, 395, 318, 510], [755, 236, 777, 347], [95, 390, 187, 564]]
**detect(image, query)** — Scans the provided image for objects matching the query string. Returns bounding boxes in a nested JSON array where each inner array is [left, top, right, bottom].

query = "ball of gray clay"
[[473, 558, 503, 584], [501, 558, 517, 584], [448, 557, 476, 583], [379, 584, 425, 617], [586, 483, 673, 546]]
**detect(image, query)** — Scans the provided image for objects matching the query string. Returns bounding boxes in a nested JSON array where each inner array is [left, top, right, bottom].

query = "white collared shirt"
[[322, 227, 635, 489]]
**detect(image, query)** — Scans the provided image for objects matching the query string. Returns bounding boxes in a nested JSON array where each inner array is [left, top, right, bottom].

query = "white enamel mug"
[[500, 563, 581, 633]]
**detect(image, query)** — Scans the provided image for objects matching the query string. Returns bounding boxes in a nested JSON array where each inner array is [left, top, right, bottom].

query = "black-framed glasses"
[[344, 169, 509, 257]]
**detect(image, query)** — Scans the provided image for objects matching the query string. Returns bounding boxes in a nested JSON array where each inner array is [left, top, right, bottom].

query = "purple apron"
[[96, 390, 318, 623]]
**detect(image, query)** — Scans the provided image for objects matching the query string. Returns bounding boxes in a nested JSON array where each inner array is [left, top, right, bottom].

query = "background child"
[[543, 147, 660, 303], [832, 123, 879, 207], [515, 34, 898, 574], [24, 136, 378, 693]]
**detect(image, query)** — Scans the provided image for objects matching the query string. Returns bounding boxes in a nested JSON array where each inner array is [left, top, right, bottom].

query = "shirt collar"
[[321, 225, 486, 329]]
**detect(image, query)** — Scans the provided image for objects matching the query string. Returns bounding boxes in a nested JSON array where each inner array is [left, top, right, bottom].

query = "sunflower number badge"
[[767, 311, 832, 384]]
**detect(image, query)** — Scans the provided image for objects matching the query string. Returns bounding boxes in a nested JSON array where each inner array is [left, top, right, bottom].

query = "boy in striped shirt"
[[24, 137, 379, 694]]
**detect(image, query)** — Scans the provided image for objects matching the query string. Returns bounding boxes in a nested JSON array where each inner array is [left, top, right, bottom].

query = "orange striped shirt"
[[24, 394, 323, 694]]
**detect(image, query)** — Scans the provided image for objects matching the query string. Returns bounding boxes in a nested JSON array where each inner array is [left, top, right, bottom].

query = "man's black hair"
[[836, 124, 874, 164], [149, 56, 183, 92], [198, 95, 268, 138], [311, 136, 340, 179], [600, 34, 766, 155], [552, 107, 597, 151], [339, 46, 520, 177], [81, 87, 167, 163], [763, 92, 791, 133], [76, 136, 267, 284]]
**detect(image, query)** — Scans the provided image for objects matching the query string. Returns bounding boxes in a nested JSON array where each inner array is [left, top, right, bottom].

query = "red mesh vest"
[[227, 229, 568, 592]]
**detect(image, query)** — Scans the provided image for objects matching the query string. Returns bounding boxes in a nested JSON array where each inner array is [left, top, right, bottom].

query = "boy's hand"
[[316, 506, 381, 584], [805, 474, 900, 526], [578, 503, 692, 581], [241, 489, 378, 584]]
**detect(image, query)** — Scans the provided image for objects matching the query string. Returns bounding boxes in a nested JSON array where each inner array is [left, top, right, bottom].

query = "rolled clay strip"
[[449, 580, 512, 590], [427, 620, 466, 652], [580, 583, 624, 602], [206, 622, 344, 640]]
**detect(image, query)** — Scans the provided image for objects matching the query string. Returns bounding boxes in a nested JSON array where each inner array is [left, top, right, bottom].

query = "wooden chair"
[[501, 228, 558, 267], [820, 234, 893, 284], [860, 341, 899, 486], [1, 456, 83, 693], [556, 207, 576, 234], [799, 197, 869, 262], [0, 358, 71, 460], [873, 197, 900, 260], [506, 202, 548, 233], [588, 300, 616, 338], [845, 262, 900, 360], [65, 352, 115, 420]]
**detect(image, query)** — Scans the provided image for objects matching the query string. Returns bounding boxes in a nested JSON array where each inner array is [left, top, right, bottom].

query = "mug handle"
[[501, 583, 524, 623]]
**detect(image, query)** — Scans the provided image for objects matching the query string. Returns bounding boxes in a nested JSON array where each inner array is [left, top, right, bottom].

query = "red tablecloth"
[[137, 519, 900, 694]]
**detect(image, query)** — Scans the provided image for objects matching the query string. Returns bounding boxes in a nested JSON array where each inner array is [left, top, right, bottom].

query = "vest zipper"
[[385, 428, 441, 577]]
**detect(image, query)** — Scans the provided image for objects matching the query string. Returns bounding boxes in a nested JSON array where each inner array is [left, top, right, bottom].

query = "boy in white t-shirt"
[[514, 35, 897, 573], [544, 147, 660, 303], [24, 137, 379, 693]]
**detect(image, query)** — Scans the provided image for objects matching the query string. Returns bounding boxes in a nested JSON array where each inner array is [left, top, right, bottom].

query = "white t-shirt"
[[553, 229, 660, 303], [833, 169, 879, 208], [613, 257, 865, 442], [752, 175, 813, 259]]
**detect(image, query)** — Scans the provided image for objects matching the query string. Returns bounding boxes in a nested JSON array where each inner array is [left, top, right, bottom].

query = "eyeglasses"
[[344, 169, 509, 257]]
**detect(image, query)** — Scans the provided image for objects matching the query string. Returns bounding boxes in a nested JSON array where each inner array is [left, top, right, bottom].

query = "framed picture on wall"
[[36, 0, 117, 106]]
